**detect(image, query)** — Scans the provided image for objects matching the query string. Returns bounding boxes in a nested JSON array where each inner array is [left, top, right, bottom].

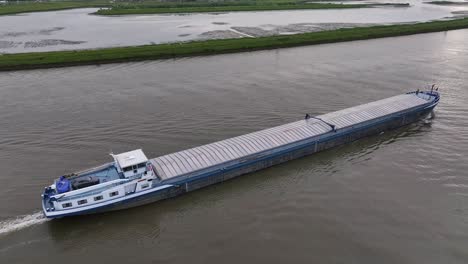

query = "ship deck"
[[150, 92, 436, 181]]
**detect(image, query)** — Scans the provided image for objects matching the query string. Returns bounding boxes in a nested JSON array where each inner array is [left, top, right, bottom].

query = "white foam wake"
[[0, 212, 48, 236]]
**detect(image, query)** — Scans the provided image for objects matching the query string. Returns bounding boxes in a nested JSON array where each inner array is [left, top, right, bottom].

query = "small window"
[[77, 199, 88, 205], [109, 191, 119, 197], [62, 202, 72, 208], [141, 184, 149, 189], [138, 163, 146, 168], [94, 195, 103, 201]]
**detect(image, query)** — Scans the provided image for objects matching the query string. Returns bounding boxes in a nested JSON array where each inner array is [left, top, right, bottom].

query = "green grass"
[[2, 17, 468, 71], [95, 2, 369, 15], [0, 0, 409, 16], [0, 1, 109, 16], [426, 1, 468, 5]]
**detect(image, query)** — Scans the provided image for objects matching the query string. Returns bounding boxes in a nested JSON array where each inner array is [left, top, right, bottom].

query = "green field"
[[94, 2, 369, 15], [0, 0, 404, 16], [426, 1, 468, 5], [0, 1, 108, 15], [1, 17, 468, 71]]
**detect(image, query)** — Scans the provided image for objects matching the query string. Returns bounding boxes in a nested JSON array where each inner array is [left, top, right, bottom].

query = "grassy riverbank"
[[1, 18, 468, 71], [0, 1, 108, 16], [426, 1, 468, 6], [0, 0, 373, 16], [94, 2, 369, 15]]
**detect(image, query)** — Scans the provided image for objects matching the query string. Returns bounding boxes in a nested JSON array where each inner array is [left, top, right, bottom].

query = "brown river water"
[[0, 29, 468, 263]]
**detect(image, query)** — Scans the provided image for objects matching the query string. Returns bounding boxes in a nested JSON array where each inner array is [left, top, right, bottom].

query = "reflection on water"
[[0, 29, 468, 263]]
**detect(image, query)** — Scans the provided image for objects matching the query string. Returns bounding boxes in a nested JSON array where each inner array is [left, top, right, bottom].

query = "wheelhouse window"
[[109, 191, 119, 197], [77, 199, 88, 205], [94, 195, 103, 201], [138, 163, 146, 168], [62, 202, 72, 208], [123, 167, 132, 172]]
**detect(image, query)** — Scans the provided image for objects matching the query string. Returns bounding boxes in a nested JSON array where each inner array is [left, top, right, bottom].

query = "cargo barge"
[[42, 90, 440, 218]]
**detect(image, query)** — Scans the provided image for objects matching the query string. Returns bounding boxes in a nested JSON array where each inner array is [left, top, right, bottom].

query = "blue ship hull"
[[44, 91, 438, 218]]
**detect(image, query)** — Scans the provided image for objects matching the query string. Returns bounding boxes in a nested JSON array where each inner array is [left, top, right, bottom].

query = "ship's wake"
[[0, 212, 48, 236]]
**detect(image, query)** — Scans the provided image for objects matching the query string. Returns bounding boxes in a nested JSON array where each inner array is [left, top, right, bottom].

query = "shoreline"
[[0, 1, 409, 16], [0, 2, 107, 16], [93, 3, 373, 16], [1, 18, 467, 71]]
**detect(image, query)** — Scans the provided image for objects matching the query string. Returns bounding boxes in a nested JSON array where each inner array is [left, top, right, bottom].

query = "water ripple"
[[0, 212, 48, 236]]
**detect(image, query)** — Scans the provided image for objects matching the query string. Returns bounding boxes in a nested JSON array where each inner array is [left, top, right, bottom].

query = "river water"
[[0, 0, 467, 53], [0, 28, 467, 262]]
